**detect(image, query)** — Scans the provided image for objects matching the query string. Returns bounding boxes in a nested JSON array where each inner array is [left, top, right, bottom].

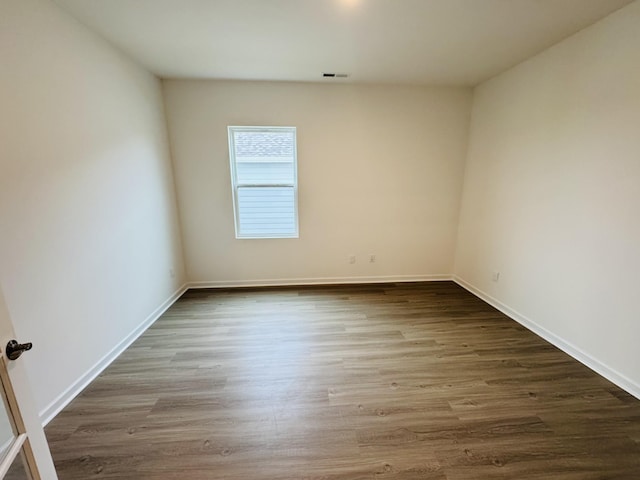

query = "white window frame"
[[228, 126, 299, 239]]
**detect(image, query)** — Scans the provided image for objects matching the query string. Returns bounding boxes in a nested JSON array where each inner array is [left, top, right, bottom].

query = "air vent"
[[322, 73, 349, 78]]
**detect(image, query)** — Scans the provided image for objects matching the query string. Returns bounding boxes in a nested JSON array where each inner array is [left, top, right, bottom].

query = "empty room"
[[1, 0, 639, 478]]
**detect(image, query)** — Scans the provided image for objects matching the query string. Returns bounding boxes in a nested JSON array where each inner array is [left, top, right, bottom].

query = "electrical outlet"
[[169, 268, 176, 278], [369, 254, 376, 263], [349, 255, 356, 264]]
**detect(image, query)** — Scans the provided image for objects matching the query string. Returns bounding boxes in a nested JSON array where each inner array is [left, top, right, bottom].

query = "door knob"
[[6, 340, 32, 361]]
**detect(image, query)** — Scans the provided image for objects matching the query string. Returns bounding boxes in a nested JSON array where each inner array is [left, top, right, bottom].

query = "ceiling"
[[53, 0, 634, 86]]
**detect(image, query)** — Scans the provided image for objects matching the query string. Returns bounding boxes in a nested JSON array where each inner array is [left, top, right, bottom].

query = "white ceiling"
[[53, 0, 634, 86]]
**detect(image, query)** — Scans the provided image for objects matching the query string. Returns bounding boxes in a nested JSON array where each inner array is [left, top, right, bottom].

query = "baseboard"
[[188, 274, 452, 289], [40, 274, 639, 426], [39, 283, 188, 426], [453, 275, 640, 401]]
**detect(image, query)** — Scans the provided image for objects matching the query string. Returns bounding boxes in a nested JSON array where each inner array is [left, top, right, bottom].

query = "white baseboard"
[[40, 274, 639, 427], [188, 274, 452, 289], [453, 275, 640, 401], [39, 283, 188, 426]]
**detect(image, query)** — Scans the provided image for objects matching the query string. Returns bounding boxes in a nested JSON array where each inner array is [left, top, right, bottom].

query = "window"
[[228, 126, 299, 239]]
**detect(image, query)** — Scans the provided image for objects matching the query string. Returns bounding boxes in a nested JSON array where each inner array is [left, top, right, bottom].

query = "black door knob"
[[6, 340, 32, 361]]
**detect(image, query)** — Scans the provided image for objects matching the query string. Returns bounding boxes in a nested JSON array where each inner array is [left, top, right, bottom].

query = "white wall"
[[4, 0, 636, 424], [455, 1, 640, 396], [164, 80, 471, 285], [0, 0, 185, 419]]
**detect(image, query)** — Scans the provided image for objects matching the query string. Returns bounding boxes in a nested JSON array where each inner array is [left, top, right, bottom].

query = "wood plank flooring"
[[44, 282, 640, 479]]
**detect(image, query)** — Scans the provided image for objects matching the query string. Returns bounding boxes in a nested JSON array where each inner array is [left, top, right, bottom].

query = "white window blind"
[[228, 126, 299, 238]]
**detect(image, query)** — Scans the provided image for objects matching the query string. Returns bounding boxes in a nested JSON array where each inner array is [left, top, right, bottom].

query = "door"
[[0, 287, 57, 479]]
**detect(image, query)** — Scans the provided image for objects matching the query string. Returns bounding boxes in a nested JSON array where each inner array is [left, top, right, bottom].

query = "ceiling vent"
[[322, 73, 349, 78]]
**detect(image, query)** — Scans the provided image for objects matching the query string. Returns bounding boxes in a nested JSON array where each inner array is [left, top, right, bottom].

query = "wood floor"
[[44, 282, 640, 479]]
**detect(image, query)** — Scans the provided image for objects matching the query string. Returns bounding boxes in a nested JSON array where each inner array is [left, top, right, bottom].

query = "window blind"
[[228, 127, 298, 238]]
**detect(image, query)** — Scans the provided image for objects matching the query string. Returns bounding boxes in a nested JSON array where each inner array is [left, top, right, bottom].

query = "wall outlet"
[[349, 255, 356, 264], [169, 268, 176, 278], [491, 271, 500, 282], [369, 254, 376, 263]]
